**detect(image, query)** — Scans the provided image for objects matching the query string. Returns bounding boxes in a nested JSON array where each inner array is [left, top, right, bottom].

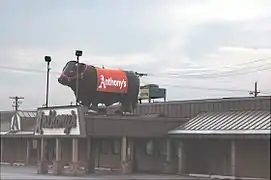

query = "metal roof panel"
[[17, 111, 37, 118], [169, 110, 271, 135]]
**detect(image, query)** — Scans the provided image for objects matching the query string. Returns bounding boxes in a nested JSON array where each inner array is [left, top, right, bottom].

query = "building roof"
[[109, 95, 271, 107], [0, 111, 14, 132], [107, 95, 271, 118], [0, 110, 37, 135], [168, 110, 271, 137], [17, 110, 37, 118]]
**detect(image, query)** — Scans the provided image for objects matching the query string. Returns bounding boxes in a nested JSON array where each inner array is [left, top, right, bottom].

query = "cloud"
[[175, 1, 270, 22], [151, 45, 271, 100], [201, 46, 271, 68]]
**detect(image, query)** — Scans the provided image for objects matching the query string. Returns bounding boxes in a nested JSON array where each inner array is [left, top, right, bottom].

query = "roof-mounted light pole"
[[44, 56, 52, 107], [75, 50, 83, 105]]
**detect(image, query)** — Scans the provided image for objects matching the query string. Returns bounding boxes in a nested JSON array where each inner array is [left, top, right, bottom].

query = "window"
[[145, 140, 154, 156], [32, 140, 37, 149], [158, 139, 167, 156], [112, 139, 121, 155], [100, 139, 111, 154]]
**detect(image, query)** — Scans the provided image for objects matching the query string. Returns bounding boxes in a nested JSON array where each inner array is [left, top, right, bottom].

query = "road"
[[0, 165, 204, 180]]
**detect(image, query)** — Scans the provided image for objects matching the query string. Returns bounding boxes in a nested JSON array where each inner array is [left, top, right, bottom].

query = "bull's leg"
[[120, 101, 133, 115], [128, 101, 137, 115], [130, 98, 138, 114], [129, 103, 133, 114], [121, 101, 132, 115], [88, 102, 99, 113], [120, 103, 125, 113], [81, 100, 91, 110]]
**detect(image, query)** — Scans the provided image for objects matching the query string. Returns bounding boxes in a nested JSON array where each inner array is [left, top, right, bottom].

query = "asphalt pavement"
[[0, 165, 204, 180]]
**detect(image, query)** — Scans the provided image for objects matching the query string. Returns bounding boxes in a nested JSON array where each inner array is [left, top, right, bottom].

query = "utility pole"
[[249, 81, 260, 97], [9, 96, 24, 131], [9, 96, 24, 111]]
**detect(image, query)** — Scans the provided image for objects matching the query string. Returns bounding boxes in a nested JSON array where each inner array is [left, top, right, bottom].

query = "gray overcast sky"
[[0, 0, 271, 110]]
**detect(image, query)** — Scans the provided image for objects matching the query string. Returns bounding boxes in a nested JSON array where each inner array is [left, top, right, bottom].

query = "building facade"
[[0, 96, 270, 179]]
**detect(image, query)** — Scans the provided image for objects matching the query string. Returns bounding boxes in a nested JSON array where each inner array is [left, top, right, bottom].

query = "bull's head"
[[58, 60, 87, 87]]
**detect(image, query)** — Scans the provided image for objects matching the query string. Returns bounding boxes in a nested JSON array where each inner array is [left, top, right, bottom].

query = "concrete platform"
[[0, 165, 205, 180]]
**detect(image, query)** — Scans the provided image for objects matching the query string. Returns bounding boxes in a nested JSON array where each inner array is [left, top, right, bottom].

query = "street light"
[[75, 50, 83, 105], [44, 56, 51, 108]]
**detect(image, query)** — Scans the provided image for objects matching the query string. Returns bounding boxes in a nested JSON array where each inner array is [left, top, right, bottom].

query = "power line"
[[151, 83, 270, 94], [1, 61, 271, 80], [224, 56, 271, 66], [0, 57, 270, 94], [3, 65, 268, 93], [1, 66, 270, 94], [208, 56, 271, 68], [151, 56, 271, 75], [0, 65, 46, 74], [159, 57, 271, 75], [1, 56, 269, 72], [154, 63, 271, 79]]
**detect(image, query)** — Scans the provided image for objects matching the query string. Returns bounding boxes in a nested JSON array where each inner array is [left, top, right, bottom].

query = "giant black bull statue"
[[58, 61, 140, 113]]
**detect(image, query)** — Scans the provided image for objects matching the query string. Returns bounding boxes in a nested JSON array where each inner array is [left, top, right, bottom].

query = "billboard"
[[34, 106, 86, 137], [139, 88, 150, 100], [96, 67, 128, 93], [139, 84, 166, 101]]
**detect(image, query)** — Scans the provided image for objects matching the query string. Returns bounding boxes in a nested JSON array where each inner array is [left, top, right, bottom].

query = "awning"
[[0, 131, 34, 137], [85, 115, 187, 137], [168, 110, 271, 138]]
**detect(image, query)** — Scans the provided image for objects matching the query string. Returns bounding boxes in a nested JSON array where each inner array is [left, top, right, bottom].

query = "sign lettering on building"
[[96, 68, 128, 94], [34, 106, 85, 136]]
